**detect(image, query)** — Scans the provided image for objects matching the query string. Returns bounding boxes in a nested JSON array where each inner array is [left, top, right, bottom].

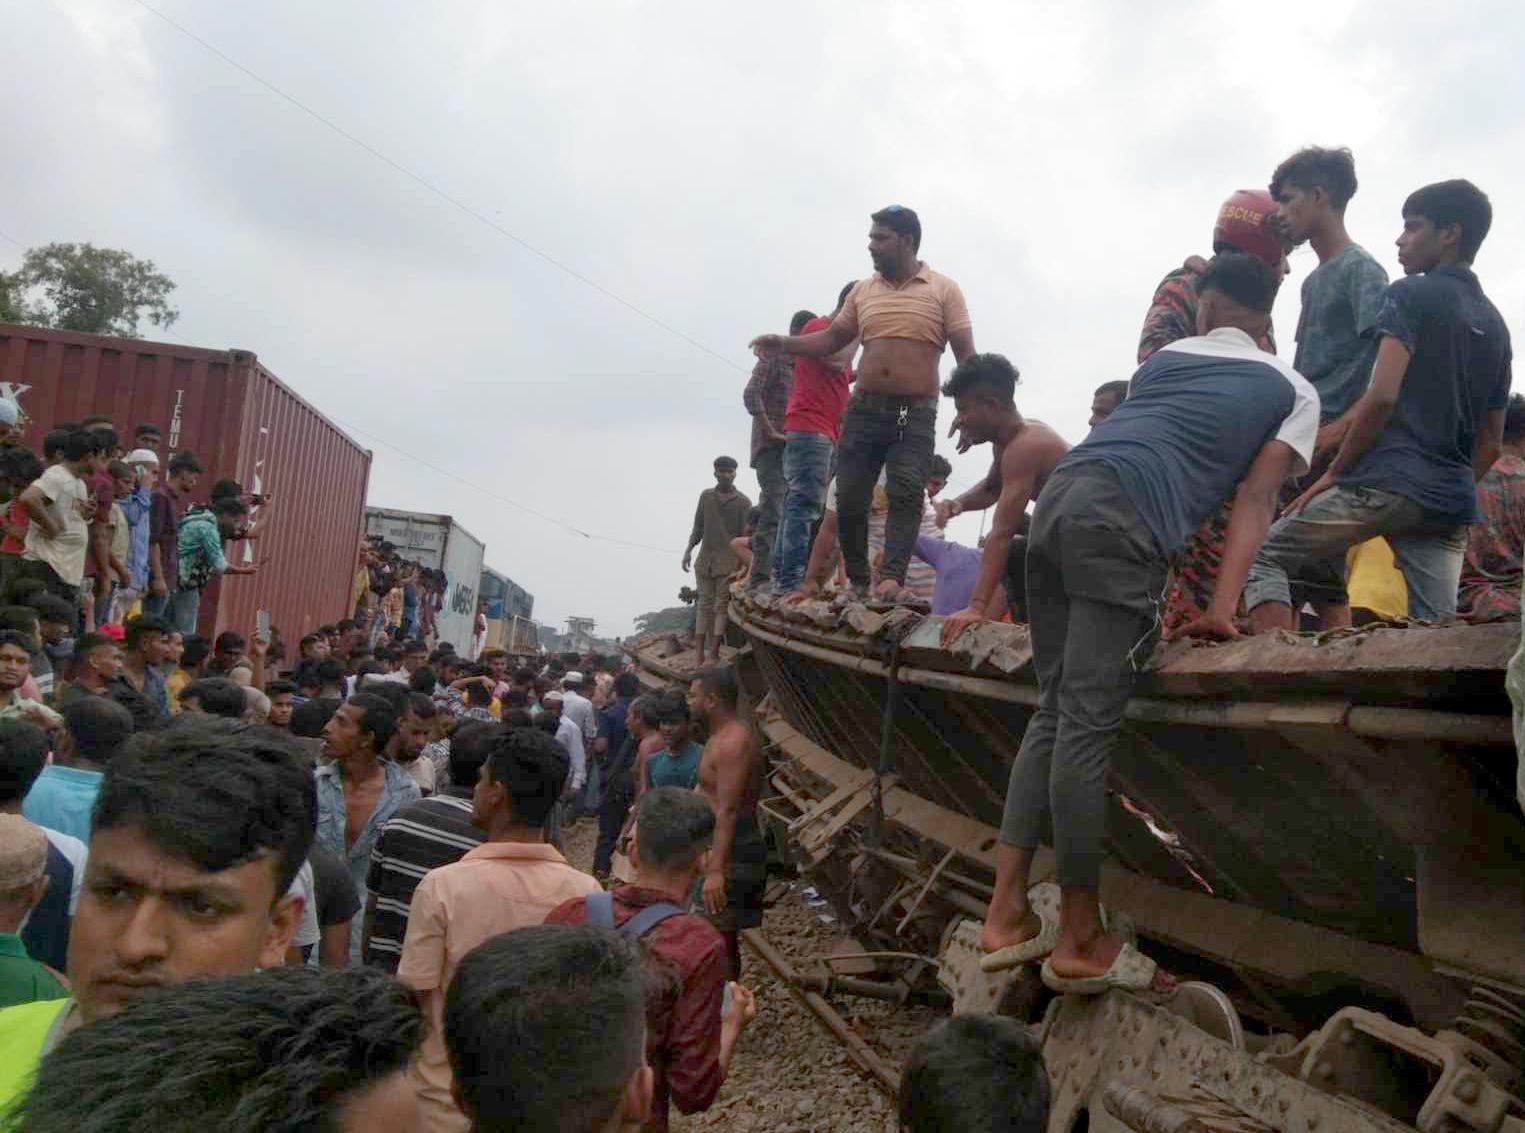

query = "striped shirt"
[[363, 791, 485, 973]]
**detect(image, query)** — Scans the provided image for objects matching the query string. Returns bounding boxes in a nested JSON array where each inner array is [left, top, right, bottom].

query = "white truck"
[[364, 507, 487, 656]]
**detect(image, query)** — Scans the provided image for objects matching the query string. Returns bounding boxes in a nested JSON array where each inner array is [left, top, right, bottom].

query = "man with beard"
[[689, 667, 765, 978], [934, 354, 1070, 640], [751, 206, 975, 605], [0, 721, 312, 1109]]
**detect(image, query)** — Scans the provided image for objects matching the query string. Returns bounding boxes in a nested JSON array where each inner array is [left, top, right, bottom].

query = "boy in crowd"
[[1269, 145, 1392, 626], [15, 426, 109, 610], [898, 1015, 1050, 1133], [548, 787, 757, 1130], [1247, 180, 1511, 629], [0, 631, 59, 729], [980, 254, 1317, 991], [445, 925, 653, 1133], [265, 678, 298, 728], [24, 697, 134, 844]]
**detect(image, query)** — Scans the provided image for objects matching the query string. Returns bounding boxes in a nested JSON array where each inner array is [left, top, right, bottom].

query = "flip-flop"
[[1040, 942, 1162, 996], [979, 914, 1058, 973], [979, 881, 1062, 972]]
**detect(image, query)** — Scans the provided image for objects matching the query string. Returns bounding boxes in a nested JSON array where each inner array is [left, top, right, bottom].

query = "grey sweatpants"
[[1000, 463, 1167, 890]]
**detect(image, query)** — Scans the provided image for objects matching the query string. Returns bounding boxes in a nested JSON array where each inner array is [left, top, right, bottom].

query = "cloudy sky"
[[5, 0, 1522, 636]]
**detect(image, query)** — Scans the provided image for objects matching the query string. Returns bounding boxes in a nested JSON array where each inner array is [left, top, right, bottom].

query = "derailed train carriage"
[[631, 591, 1525, 1133]]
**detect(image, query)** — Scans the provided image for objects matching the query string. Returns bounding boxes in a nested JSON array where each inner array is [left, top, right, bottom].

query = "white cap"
[[563, 670, 585, 685], [125, 448, 161, 465], [0, 401, 19, 427]]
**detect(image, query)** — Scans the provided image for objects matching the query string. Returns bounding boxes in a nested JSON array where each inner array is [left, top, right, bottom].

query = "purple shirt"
[[914, 534, 984, 615]]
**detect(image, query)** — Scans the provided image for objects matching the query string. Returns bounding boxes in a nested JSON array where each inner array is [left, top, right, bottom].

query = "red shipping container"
[[0, 322, 372, 645]]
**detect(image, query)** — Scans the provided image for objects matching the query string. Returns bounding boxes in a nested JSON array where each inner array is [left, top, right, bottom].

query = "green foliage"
[[0, 271, 21, 323], [10, 243, 179, 336], [633, 605, 696, 635]]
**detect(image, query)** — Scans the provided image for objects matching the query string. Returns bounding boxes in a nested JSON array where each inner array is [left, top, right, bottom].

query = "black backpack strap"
[[619, 901, 685, 941], [585, 890, 616, 929]]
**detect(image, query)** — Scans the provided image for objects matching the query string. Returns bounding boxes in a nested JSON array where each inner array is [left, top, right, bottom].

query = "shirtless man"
[[934, 354, 1070, 644], [690, 665, 765, 978], [750, 205, 975, 604]]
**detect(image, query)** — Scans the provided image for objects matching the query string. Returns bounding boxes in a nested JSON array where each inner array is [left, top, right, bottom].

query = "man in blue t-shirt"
[[980, 254, 1317, 996], [1246, 179, 1512, 630]]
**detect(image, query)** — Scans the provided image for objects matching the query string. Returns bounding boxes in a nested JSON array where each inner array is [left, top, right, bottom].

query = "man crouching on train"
[[980, 253, 1319, 993]]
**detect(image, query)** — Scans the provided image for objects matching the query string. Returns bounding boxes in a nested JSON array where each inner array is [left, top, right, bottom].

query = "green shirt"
[[0, 935, 65, 1010]]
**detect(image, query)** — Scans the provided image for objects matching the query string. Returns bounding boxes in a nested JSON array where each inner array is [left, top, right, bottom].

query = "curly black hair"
[[11, 967, 422, 1133]]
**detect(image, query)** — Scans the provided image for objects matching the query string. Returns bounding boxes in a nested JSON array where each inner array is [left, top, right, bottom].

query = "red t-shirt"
[[1, 497, 27, 555], [783, 315, 854, 441], [545, 886, 729, 1130]]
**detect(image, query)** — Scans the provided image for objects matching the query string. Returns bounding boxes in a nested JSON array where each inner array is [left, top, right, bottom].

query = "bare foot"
[[1048, 932, 1175, 992], [980, 907, 1042, 954]]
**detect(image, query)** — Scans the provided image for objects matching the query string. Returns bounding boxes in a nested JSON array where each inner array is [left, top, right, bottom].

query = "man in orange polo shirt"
[[397, 726, 599, 1133], [751, 205, 975, 604]]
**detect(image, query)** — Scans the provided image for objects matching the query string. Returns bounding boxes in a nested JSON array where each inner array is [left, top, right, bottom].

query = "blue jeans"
[[1244, 484, 1467, 621], [167, 587, 201, 636], [772, 431, 835, 591]]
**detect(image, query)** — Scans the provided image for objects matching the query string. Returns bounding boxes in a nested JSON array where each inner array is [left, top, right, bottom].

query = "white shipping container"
[[365, 508, 487, 656]]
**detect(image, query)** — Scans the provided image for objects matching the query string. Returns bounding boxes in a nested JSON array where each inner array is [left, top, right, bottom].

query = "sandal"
[[1040, 942, 1166, 995], [979, 882, 1061, 972]]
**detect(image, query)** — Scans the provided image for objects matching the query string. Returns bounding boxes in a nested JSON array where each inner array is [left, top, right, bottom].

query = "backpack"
[[585, 890, 685, 941]]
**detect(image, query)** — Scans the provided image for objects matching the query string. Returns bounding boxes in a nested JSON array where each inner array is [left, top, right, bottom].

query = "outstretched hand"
[[749, 334, 783, 358]]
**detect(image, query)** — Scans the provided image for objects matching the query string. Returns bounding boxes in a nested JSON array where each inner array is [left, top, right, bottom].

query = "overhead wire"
[[14, 8, 979, 545], [128, 0, 749, 378]]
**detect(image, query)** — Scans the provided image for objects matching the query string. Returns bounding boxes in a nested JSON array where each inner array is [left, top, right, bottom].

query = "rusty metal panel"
[[206, 357, 372, 641], [0, 322, 371, 642]]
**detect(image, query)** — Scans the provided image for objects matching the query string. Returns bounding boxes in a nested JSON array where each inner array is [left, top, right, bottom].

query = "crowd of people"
[[0, 521, 808, 1133], [718, 149, 1515, 1003]]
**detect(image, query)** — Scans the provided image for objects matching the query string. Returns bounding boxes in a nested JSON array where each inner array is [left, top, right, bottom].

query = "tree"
[[633, 604, 697, 635], [0, 272, 21, 324], [9, 243, 179, 336]]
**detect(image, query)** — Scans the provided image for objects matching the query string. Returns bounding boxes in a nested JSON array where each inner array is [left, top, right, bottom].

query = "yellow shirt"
[[165, 668, 192, 714], [1347, 538, 1407, 619], [0, 997, 69, 1112], [833, 262, 971, 349]]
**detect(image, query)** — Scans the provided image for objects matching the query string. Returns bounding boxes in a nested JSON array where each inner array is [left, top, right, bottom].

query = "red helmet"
[[1213, 189, 1284, 266]]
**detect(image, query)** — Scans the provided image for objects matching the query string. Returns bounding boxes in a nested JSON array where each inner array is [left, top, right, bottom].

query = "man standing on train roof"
[[750, 206, 975, 606]]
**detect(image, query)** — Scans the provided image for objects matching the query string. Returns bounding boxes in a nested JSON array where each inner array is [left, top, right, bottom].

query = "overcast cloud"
[[3, 0, 1522, 636]]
